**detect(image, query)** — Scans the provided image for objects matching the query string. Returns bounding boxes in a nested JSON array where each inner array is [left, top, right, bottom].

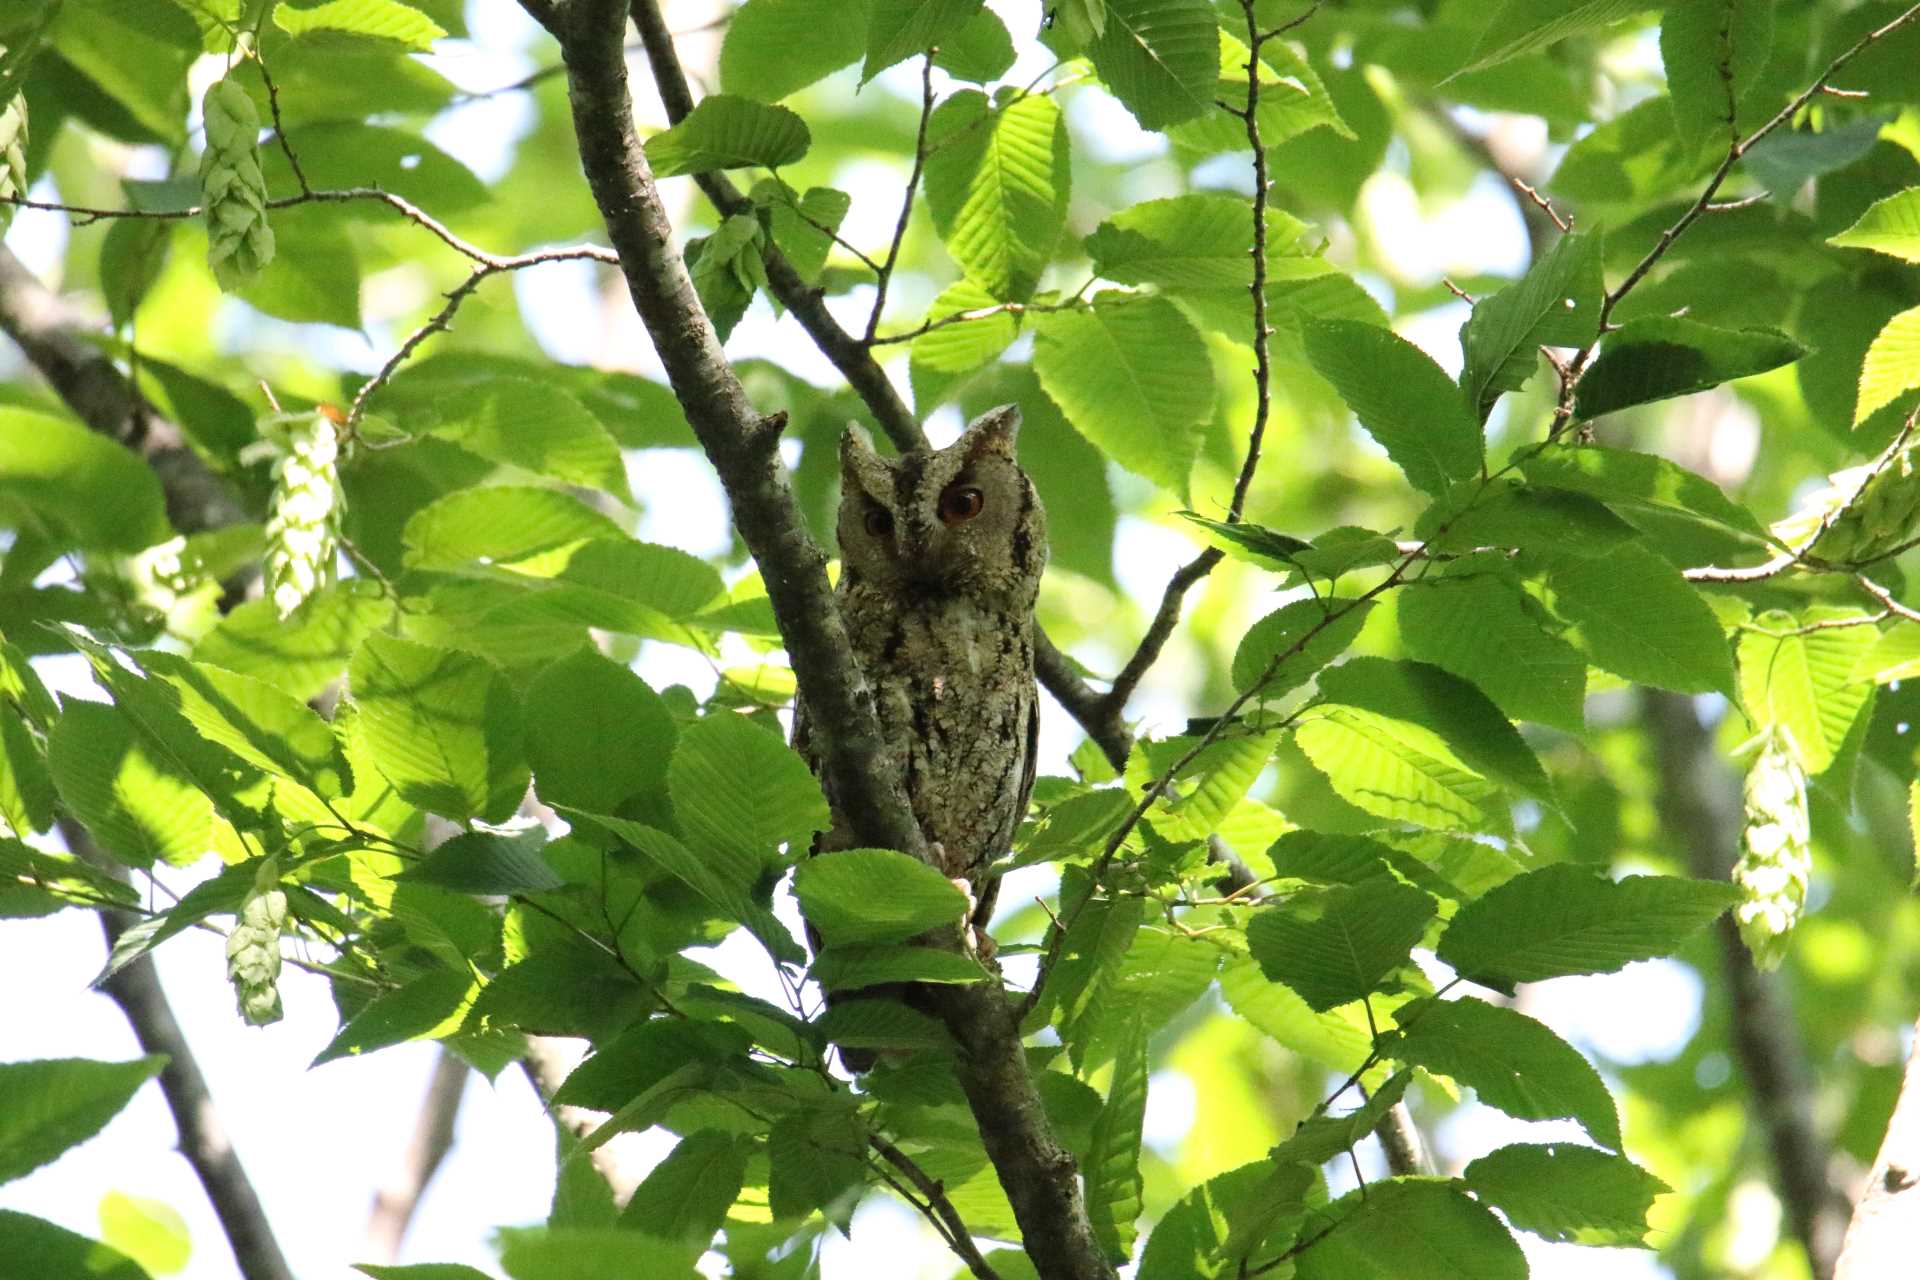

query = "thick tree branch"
[[364, 1047, 470, 1263], [524, 5, 1112, 1274], [59, 823, 295, 1280], [1836, 1013, 1920, 1279], [0, 246, 246, 534], [1643, 692, 1849, 1279]]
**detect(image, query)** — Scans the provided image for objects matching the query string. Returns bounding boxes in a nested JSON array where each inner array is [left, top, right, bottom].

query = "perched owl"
[[794, 405, 1046, 1069]]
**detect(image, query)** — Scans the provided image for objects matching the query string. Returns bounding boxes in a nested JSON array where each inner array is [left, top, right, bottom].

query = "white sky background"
[[0, 4, 1738, 1277]]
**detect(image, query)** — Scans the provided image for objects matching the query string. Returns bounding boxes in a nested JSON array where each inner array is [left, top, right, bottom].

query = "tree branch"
[[363, 1047, 470, 1263], [871, 1136, 1004, 1280], [1642, 692, 1849, 1279], [59, 823, 295, 1280], [523, 5, 1113, 1274], [1836, 1012, 1920, 1279]]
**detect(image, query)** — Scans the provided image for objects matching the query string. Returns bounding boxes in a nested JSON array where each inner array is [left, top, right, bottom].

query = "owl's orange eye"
[[864, 508, 895, 538], [939, 485, 985, 525]]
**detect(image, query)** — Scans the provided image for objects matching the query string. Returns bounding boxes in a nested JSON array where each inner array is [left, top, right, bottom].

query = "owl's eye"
[[863, 508, 895, 538], [939, 485, 986, 525]]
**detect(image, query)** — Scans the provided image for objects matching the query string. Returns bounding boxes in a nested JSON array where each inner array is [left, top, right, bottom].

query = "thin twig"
[[864, 54, 938, 345], [872, 1137, 1004, 1280]]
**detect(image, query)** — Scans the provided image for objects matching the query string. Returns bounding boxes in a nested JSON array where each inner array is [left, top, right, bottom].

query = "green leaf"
[[1854, 624, 1920, 684], [0, 408, 171, 552], [669, 712, 827, 869], [1574, 318, 1807, 420], [398, 829, 565, 894], [274, 0, 447, 49], [719, 0, 865, 102], [1127, 732, 1277, 842], [1536, 543, 1736, 696], [0, 1212, 151, 1280], [97, 1191, 191, 1277], [811, 944, 989, 989], [1167, 33, 1353, 156], [402, 487, 624, 578], [1743, 117, 1886, 193], [1087, 0, 1219, 130], [1436, 864, 1738, 994], [0, 704, 57, 835], [923, 90, 1069, 301], [236, 206, 361, 329], [768, 1106, 868, 1224], [933, 8, 1017, 82], [1857, 304, 1920, 426], [499, 1228, 703, 1280], [1268, 1070, 1413, 1169], [193, 583, 396, 703], [1294, 1178, 1525, 1280], [1519, 444, 1769, 542], [1038, 883, 1145, 1058], [1297, 706, 1500, 831], [645, 95, 810, 176], [1086, 195, 1311, 291], [1463, 1143, 1667, 1246], [792, 848, 969, 945], [763, 183, 850, 282], [133, 651, 352, 799], [349, 633, 530, 824], [48, 701, 212, 868], [0, 1056, 167, 1184], [1219, 957, 1372, 1075], [1381, 996, 1620, 1148], [1303, 320, 1482, 496], [1458, 0, 1648, 76], [51, 0, 198, 143], [1423, 483, 1638, 559], [910, 278, 1020, 404], [357, 1265, 497, 1280], [1829, 187, 1920, 264], [1458, 232, 1604, 419], [814, 999, 950, 1051], [265, 124, 488, 213], [527, 650, 676, 813], [1084, 1017, 1149, 1263], [574, 813, 800, 962], [1032, 294, 1213, 498], [425, 380, 632, 502], [1662, 0, 1773, 151], [1397, 570, 1586, 734], [863, 0, 983, 82], [1247, 881, 1435, 1011], [619, 1130, 750, 1260], [1138, 1160, 1300, 1280], [314, 968, 473, 1065], [1738, 608, 1878, 775]]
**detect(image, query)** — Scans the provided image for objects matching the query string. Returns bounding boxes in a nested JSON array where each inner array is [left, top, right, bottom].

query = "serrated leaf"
[[1662, 0, 1773, 151], [133, 651, 352, 799], [1219, 957, 1375, 1075], [1167, 33, 1353, 156], [1383, 996, 1619, 1148], [933, 8, 1016, 82], [1032, 294, 1213, 498], [1536, 543, 1736, 696], [1038, 881, 1144, 1060], [1398, 571, 1586, 733], [0, 705, 56, 835], [1463, 1143, 1666, 1246], [0, 408, 171, 552], [1437, 864, 1738, 994], [1738, 608, 1877, 774], [1458, 0, 1647, 75], [193, 582, 395, 702], [810, 944, 988, 989], [349, 633, 529, 824], [575, 812, 800, 962], [424, 380, 631, 501], [1854, 624, 1920, 684], [1294, 1178, 1525, 1280], [1295, 706, 1502, 831], [1085, 195, 1312, 291], [1829, 187, 1920, 264], [402, 487, 624, 578], [397, 829, 564, 894], [1519, 444, 1769, 542], [719, 0, 865, 102], [1575, 318, 1807, 420], [910, 279, 1019, 406], [274, 0, 446, 49], [923, 90, 1069, 301], [1459, 232, 1604, 419], [1303, 320, 1482, 496], [48, 701, 211, 868], [793, 848, 968, 945], [669, 712, 827, 870], [1247, 881, 1435, 1011], [768, 1107, 868, 1224], [1128, 732, 1277, 842], [1084, 1017, 1149, 1263], [863, 0, 983, 82], [1087, 0, 1219, 130], [527, 650, 676, 813], [619, 1130, 749, 1260], [763, 183, 849, 282], [498, 1228, 704, 1280], [314, 968, 474, 1065], [1268, 1070, 1413, 1169], [0, 1056, 167, 1184], [1858, 304, 1920, 426], [1231, 596, 1374, 699], [814, 999, 950, 1050], [645, 95, 810, 176], [1138, 1160, 1300, 1280]]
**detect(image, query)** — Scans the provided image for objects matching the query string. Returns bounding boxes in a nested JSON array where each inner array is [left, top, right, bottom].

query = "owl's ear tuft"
[[840, 425, 892, 499], [958, 405, 1021, 462]]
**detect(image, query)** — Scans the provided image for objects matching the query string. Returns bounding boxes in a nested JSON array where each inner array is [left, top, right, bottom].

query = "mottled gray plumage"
[[795, 405, 1046, 1069]]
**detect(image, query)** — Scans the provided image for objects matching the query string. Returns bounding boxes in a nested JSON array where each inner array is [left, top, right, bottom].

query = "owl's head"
[[836, 405, 1047, 606]]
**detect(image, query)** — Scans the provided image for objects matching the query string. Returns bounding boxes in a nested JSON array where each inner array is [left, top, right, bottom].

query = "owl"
[[794, 404, 1047, 1069]]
